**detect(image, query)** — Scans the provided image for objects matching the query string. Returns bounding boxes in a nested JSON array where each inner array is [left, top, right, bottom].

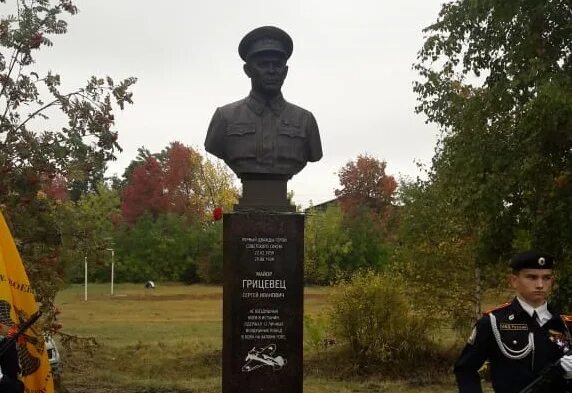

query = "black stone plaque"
[[223, 212, 304, 393]]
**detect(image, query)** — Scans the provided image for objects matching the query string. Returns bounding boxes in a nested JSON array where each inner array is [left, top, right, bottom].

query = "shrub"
[[304, 315, 334, 352], [329, 270, 438, 373]]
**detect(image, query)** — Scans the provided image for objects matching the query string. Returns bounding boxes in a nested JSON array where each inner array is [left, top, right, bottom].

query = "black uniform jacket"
[[454, 298, 572, 393], [0, 340, 24, 393]]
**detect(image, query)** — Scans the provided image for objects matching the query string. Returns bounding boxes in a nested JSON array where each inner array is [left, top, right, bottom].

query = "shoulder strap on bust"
[[483, 302, 511, 316]]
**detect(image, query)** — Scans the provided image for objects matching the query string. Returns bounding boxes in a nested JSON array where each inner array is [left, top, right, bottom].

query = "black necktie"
[[532, 311, 540, 326]]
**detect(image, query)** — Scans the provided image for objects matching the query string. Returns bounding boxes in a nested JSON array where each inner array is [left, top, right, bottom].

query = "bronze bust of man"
[[204, 26, 322, 210]]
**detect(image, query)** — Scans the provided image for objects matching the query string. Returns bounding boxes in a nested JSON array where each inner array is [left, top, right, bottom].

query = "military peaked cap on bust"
[[238, 26, 293, 61], [510, 249, 555, 271]]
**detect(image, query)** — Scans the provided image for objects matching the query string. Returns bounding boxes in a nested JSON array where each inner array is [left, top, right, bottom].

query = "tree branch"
[[0, 46, 22, 106], [12, 90, 80, 133], [1, 0, 24, 101]]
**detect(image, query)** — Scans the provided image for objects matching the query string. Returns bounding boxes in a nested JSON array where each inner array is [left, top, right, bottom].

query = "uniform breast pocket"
[[277, 122, 306, 163], [499, 329, 532, 354], [225, 123, 256, 160]]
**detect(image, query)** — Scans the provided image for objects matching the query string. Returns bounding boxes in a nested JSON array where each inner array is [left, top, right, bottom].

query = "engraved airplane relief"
[[242, 344, 287, 372]]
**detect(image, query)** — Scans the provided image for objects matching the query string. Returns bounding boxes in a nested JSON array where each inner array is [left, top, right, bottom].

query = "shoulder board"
[[560, 315, 572, 323], [483, 302, 511, 316]]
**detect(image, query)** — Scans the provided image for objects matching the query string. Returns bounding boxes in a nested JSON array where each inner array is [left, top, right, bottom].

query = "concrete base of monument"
[[235, 174, 296, 212], [222, 212, 304, 393]]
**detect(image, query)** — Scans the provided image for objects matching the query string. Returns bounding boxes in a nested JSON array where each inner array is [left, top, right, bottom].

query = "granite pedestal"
[[223, 212, 304, 393]]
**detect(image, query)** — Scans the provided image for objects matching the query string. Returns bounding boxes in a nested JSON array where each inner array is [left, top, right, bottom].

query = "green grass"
[[56, 283, 467, 393]]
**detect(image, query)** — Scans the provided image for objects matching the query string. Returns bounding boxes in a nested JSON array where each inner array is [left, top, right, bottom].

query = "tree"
[[413, 0, 572, 313], [163, 142, 202, 217], [120, 146, 153, 186], [117, 143, 237, 283], [162, 142, 238, 219], [334, 155, 398, 272], [304, 204, 351, 284], [113, 212, 224, 284], [335, 154, 397, 219], [199, 157, 240, 214], [395, 178, 493, 334], [114, 213, 196, 283], [0, 0, 136, 304], [121, 142, 238, 224], [303, 155, 397, 283], [59, 183, 121, 282], [121, 156, 167, 224]]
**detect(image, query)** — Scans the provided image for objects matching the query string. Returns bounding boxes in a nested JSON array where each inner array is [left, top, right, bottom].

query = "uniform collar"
[[516, 296, 552, 325], [246, 91, 286, 116]]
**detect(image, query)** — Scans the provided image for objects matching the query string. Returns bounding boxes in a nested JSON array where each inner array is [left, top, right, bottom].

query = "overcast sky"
[[30, 0, 446, 208]]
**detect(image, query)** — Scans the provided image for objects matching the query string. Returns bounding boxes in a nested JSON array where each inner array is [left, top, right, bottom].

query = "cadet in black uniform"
[[454, 250, 572, 393]]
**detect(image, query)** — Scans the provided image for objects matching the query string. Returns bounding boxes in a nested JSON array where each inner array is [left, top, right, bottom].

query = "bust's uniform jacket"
[[454, 297, 572, 393], [205, 91, 322, 178]]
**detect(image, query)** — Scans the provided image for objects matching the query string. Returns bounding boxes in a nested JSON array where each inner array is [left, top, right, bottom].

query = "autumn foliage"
[[41, 174, 69, 202], [305, 154, 399, 284], [335, 155, 397, 213], [163, 143, 204, 217], [121, 156, 167, 224], [121, 142, 238, 225]]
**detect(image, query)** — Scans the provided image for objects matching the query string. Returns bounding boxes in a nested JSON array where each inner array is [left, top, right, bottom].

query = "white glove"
[[560, 354, 572, 379]]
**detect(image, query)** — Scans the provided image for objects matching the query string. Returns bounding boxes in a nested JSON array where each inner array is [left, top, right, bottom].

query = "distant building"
[[304, 198, 339, 214], [304, 196, 401, 215]]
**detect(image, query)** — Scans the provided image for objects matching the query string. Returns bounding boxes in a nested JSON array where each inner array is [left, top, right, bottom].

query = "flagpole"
[[110, 249, 114, 296], [84, 256, 87, 302], [106, 248, 115, 296]]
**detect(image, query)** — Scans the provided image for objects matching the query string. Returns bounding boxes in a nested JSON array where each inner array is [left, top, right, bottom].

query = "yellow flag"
[[0, 211, 54, 393]]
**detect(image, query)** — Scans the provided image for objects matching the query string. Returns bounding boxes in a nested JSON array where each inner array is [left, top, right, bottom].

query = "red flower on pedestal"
[[213, 207, 223, 221]]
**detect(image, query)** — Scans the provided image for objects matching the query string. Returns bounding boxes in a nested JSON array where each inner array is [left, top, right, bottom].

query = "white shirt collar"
[[516, 297, 552, 326]]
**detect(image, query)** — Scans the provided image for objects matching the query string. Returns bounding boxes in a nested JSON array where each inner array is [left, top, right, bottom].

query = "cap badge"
[[538, 257, 546, 266]]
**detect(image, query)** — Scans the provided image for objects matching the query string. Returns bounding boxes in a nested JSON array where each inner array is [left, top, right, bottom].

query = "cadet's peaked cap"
[[510, 250, 555, 271], [239, 26, 293, 61]]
